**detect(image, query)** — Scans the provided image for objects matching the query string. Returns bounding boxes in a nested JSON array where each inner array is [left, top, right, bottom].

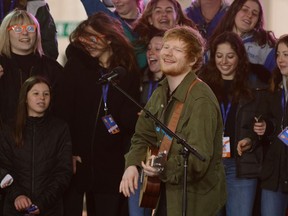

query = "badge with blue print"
[[102, 114, 120, 134], [222, 136, 231, 158], [278, 127, 288, 146]]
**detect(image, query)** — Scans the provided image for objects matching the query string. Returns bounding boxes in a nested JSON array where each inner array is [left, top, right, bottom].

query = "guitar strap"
[[158, 78, 200, 157]]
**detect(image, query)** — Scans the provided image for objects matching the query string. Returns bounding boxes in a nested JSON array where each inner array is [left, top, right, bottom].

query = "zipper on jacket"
[[31, 124, 36, 199]]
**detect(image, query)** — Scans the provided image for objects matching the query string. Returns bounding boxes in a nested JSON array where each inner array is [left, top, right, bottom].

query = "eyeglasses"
[[79, 34, 105, 44], [7, 24, 37, 33]]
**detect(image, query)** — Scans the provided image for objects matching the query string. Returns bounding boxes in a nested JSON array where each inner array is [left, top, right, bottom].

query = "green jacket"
[[125, 72, 226, 216]]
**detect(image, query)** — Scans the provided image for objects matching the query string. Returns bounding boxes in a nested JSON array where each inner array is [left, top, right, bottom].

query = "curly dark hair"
[[200, 31, 252, 102]]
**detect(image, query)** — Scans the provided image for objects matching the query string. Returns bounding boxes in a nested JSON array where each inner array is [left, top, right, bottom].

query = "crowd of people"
[[0, 0, 287, 216]]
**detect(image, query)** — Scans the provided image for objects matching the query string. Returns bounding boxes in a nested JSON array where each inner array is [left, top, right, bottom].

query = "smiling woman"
[[7, 23, 37, 55], [199, 31, 270, 216], [0, 9, 63, 126], [133, 0, 196, 47]]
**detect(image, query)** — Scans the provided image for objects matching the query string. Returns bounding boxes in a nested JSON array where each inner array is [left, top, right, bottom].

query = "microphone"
[[97, 66, 127, 84]]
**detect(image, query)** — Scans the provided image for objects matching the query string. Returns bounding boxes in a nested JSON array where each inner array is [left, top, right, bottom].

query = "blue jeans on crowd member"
[[218, 158, 258, 216], [128, 175, 152, 216], [261, 188, 288, 216]]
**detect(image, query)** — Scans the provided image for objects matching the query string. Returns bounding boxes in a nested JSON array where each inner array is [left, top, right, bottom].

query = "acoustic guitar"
[[139, 147, 167, 209]]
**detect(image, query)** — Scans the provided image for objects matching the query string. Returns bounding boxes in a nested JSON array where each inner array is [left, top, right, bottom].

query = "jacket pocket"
[[236, 144, 263, 178]]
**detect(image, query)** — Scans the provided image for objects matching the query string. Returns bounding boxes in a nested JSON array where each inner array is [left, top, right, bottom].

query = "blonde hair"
[[0, 9, 43, 58]]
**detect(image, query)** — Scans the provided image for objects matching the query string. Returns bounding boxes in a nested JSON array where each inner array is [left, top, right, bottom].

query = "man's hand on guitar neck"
[[119, 165, 139, 197]]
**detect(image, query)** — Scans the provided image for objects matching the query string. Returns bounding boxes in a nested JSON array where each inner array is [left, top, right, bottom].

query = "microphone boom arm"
[[109, 79, 205, 162]]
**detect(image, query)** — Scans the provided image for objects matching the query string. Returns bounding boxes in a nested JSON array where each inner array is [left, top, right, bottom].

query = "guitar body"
[[139, 147, 162, 209]]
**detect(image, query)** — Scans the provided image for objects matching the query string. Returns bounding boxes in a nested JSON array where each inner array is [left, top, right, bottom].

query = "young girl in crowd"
[[133, 0, 195, 48], [0, 76, 72, 216], [129, 30, 165, 216], [254, 34, 288, 216], [199, 31, 270, 216], [53, 12, 140, 216], [139, 30, 165, 107], [0, 9, 63, 125], [209, 0, 276, 72]]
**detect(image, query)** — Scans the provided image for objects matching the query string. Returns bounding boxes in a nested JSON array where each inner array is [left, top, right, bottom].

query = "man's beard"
[[161, 63, 190, 77]]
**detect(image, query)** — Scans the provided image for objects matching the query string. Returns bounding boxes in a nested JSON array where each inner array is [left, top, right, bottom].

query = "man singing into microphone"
[[119, 26, 226, 216]]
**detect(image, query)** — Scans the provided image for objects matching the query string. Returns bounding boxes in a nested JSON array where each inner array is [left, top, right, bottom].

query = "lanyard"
[[220, 101, 232, 132], [102, 84, 109, 115], [281, 88, 286, 129], [147, 81, 158, 101], [0, 0, 16, 21], [282, 88, 286, 113]]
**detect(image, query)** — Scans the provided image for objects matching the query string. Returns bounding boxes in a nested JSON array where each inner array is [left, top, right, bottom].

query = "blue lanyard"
[[102, 84, 109, 114], [220, 101, 232, 131], [147, 81, 158, 101], [0, 0, 16, 21], [282, 88, 286, 113], [281, 89, 286, 129]]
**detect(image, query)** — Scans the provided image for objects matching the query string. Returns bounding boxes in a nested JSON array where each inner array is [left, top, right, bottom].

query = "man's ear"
[[189, 57, 197, 67]]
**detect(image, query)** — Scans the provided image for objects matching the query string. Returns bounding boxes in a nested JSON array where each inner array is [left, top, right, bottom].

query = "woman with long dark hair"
[[53, 12, 140, 216], [254, 35, 288, 216], [200, 31, 270, 216]]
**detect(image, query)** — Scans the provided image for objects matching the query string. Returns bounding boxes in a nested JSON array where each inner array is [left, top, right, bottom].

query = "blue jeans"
[[261, 189, 288, 216], [128, 176, 152, 216], [218, 158, 258, 216]]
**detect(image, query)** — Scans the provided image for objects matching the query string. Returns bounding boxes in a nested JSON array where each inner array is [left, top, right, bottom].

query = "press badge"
[[222, 136, 231, 158], [278, 127, 288, 146], [102, 114, 120, 134]]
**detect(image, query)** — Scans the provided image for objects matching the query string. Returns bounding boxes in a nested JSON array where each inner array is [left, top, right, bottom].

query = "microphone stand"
[[109, 79, 206, 216]]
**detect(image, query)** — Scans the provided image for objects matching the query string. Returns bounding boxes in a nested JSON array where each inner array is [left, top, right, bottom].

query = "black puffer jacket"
[[200, 63, 271, 178], [0, 114, 72, 216], [260, 86, 288, 192], [233, 64, 271, 178]]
